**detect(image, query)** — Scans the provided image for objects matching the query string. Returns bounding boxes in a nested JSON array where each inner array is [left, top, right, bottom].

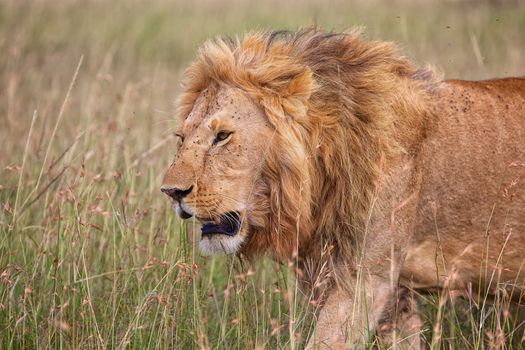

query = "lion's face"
[[161, 86, 273, 255]]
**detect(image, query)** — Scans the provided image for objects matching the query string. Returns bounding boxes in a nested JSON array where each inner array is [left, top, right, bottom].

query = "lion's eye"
[[175, 133, 185, 146], [213, 131, 233, 145]]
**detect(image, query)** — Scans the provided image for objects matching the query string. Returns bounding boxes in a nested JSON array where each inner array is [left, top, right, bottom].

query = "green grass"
[[1, 0, 525, 348]]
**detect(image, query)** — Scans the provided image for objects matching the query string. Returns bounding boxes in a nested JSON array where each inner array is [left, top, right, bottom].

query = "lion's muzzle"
[[161, 184, 194, 219], [160, 184, 193, 202], [201, 211, 242, 237]]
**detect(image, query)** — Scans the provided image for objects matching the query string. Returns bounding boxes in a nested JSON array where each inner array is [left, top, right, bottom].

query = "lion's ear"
[[280, 69, 314, 100], [276, 69, 314, 119]]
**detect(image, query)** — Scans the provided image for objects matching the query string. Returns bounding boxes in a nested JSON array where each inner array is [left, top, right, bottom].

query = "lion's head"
[[162, 29, 433, 261], [161, 85, 277, 255]]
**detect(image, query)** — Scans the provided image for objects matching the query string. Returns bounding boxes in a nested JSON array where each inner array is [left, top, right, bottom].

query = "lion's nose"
[[160, 185, 193, 202]]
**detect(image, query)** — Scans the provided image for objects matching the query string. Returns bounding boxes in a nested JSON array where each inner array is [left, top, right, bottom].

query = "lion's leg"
[[306, 276, 395, 349], [376, 287, 424, 350]]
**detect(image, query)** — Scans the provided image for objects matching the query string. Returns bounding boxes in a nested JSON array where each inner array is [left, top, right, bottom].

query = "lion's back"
[[417, 77, 525, 230], [402, 77, 525, 293]]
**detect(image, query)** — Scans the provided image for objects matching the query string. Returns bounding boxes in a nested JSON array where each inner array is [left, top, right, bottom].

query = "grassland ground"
[[1, 0, 525, 348]]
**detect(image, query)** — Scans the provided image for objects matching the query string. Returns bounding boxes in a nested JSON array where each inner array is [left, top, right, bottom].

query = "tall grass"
[[1, 0, 524, 348]]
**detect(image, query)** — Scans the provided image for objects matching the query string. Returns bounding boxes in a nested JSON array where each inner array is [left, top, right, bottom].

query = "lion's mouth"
[[199, 211, 242, 237]]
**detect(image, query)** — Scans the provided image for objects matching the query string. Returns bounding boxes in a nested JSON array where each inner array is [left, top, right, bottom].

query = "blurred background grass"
[[1, 0, 524, 348]]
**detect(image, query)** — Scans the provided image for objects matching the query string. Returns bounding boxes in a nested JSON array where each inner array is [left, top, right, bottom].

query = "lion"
[[161, 28, 525, 349]]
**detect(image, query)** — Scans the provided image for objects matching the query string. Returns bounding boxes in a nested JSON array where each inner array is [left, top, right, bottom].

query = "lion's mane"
[[177, 28, 436, 269]]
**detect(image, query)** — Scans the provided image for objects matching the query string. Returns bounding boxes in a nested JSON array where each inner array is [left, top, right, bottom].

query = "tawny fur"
[[162, 28, 525, 349], [177, 29, 434, 262]]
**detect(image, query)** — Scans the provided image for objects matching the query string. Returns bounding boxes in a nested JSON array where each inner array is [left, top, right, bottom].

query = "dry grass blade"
[[17, 166, 68, 217]]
